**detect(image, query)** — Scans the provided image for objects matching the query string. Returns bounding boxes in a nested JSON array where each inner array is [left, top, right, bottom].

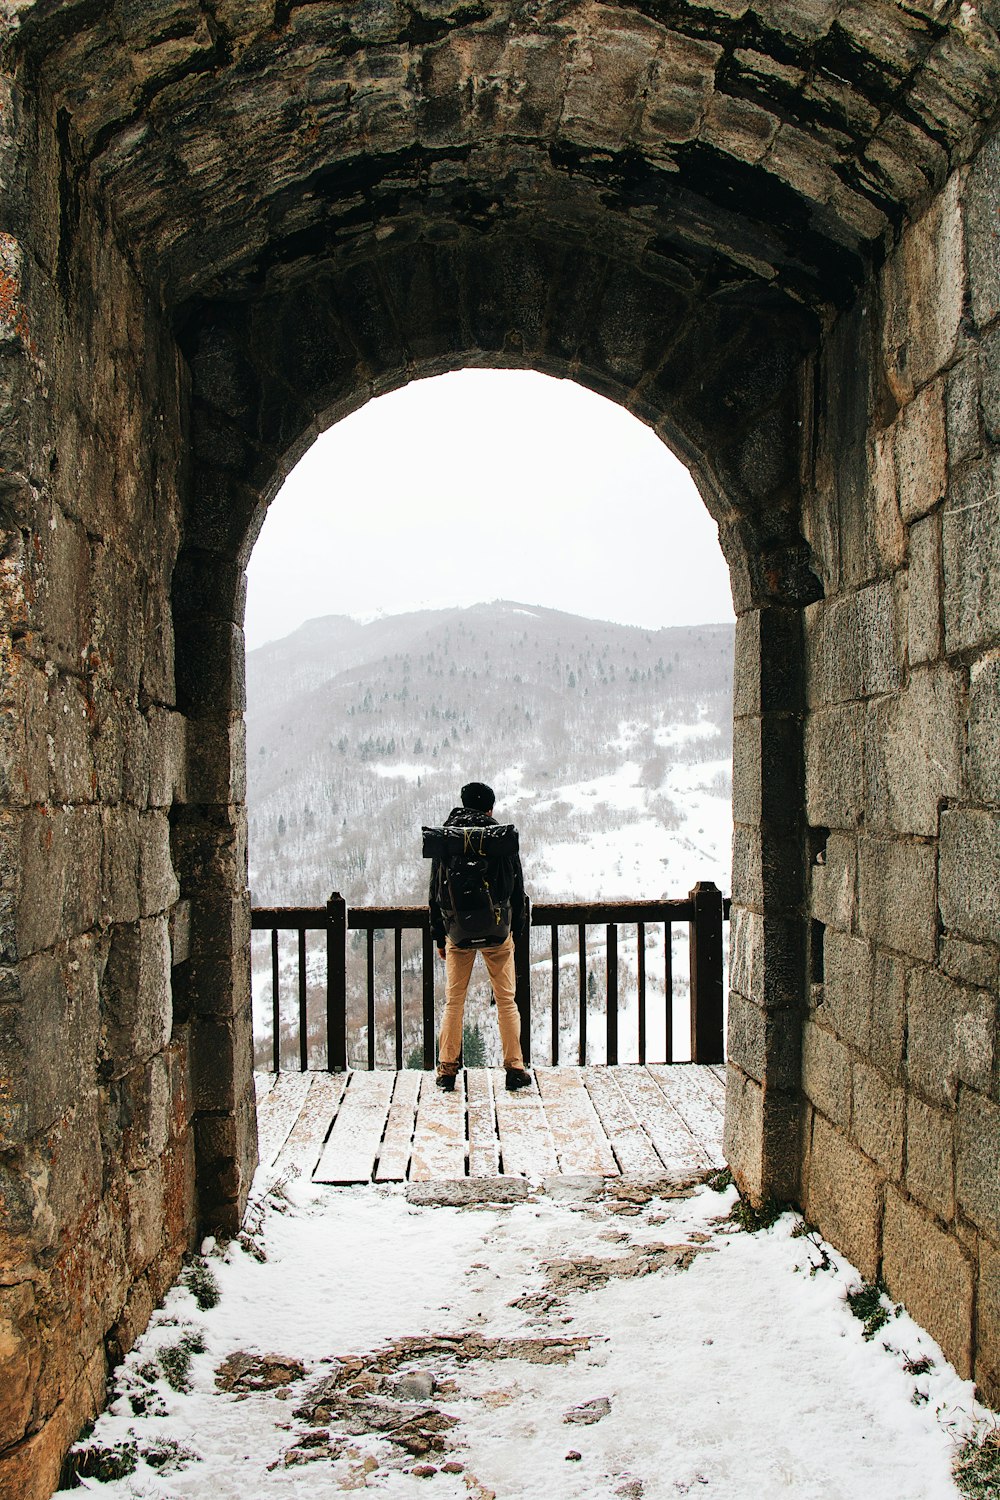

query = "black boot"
[[505, 1067, 532, 1091], [436, 1070, 456, 1092]]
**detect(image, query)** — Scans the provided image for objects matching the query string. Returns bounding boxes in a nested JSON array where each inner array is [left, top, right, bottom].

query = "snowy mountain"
[[246, 601, 734, 1069]]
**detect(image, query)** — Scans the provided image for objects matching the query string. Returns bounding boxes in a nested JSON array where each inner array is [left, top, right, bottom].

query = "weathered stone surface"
[[882, 172, 965, 403], [943, 451, 1000, 656], [101, 918, 172, 1071], [945, 348, 981, 469], [802, 1020, 851, 1127], [863, 665, 963, 836], [906, 514, 941, 666], [869, 950, 908, 1080], [894, 381, 947, 524], [965, 123, 1000, 330], [907, 966, 995, 1109], [804, 704, 863, 829], [809, 833, 856, 932], [956, 1090, 1000, 1242], [940, 936, 997, 991], [939, 809, 1000, 945], [882, 1188, 973, 1378], [804, 581, 903, 708], [905, 1095, 954, 1223], [851, 1058, 903, 1179], [858, 837, 937, 963], [820, 929, 872, 1054], [966, 650, 1000, 805], [978, 1238, 1000, 1407], [804, 1113, 882, 1281]]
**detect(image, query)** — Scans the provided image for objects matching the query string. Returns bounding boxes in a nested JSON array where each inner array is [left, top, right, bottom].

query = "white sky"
[[244, 369, 735, 651]]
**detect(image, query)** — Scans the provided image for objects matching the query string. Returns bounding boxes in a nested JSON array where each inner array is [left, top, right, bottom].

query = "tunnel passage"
[[2, 2, 1000, 1495]]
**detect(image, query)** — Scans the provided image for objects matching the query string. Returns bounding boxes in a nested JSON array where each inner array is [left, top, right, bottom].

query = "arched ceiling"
[[11, 0, 1000, 319]]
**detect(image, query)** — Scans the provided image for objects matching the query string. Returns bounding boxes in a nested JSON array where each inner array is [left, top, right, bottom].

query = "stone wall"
[[0, 82, 202, 1500], [798, 134, 1000, 1406]]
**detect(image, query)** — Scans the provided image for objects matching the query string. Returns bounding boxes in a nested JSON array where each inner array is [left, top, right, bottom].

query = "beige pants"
[[438, 935, 524, 1071]]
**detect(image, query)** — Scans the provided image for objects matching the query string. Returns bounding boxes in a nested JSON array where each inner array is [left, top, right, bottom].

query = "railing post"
[[421, 926, 435, 1071], [515, 903, 532, 1065], [688, 880, 725, 1063], [326, 891, 348, 1071]]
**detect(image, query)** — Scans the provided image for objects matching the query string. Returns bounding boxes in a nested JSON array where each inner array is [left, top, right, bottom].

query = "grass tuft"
[[182, 1256, 221, 1310], [845, 1280, 894, 1340], [705, 1167, 733, 1193], [953, 1428, 1000, 1499], [61, 1441, 138, 1486]]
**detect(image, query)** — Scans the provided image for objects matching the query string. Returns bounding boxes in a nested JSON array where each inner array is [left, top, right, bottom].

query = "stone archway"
[[3, 3, 1000, 1493]]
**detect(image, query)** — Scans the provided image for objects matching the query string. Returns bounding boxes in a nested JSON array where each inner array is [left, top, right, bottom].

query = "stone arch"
[[4, 2, 1000, 1492]]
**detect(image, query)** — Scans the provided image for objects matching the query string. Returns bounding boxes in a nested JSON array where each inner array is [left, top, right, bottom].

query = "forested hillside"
[[246, 601, 734, 909]]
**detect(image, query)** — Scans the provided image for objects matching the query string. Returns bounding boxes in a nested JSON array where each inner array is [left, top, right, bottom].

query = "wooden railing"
[[251, 881, 729, 1072]]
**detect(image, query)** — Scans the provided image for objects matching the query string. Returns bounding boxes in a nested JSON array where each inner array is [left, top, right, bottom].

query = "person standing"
[[427, 781, 532, 1092]]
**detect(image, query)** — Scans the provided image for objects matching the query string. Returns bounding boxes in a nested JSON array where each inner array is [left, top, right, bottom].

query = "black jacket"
[[428, 806, 528, 947]]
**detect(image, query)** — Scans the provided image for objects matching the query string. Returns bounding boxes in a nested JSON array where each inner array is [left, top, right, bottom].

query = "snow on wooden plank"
[[686, 1062, 728, 1116], [275, 1072, 349, 1177], [254, 1071, 277, 1104], [256, 1071, 313, 1169], [466, 1068, 500, 1178], [708, 1063, 727, 1086], [583, 1067, 665, 1175], [647, 1064, 725, 1164], [535, 1068, 619, 1176], [613, 1066, 712, 1173], [492, 1069, 558, 1178], [312, 1070, 394, 1184], [375, 1070, 422, 1182], [409, 1071, 467, 1181]]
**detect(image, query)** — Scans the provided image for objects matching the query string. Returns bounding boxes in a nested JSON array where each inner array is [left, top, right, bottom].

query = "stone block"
[[965, 124, 1000, 330], [728, 906, 803, 1010], [805, 1113, 883, 1280], [700, 90, 778, 164], [726, 989, 800, 1090], [966, 650, 1000, 806], [147, 708, 187, 809], [957, 1090, 1000, 1241], [805, 581, 903, 709], [851, 1058, 904, 1178], [802, 1019, 852, 1127], [905, 1095, 955, 1222], [863, 664, 963, 836], [101, 918, 172, 1069], [731, 714, 761, 827], [46, 675, 97, 805], [810, 833, 857, 932], [723, 1066, 764, 1200], [821, 929, 873, 1053], [978, 1238, 1000, 1407], [882, 171, 964, 403], [907, 966, 995, 1108], [186, 714, 245, 804], [870, 423, 906, 570], [895, 381, 947, 523], [906, 513, 941, 666], [101, 804, 141, 925], [858, 836, 937, 963], [941, 937, 997, 991], [124, 1161, 165, 1275], [979, 321, 1000, 448], [943, 451, 1000, 655], [804, 703, 863, 829], [882, 1188, 973, 1377], [38, 509, 93, 672], [939, 809, 1000, 945], [870, 950, 908, 1078], [945, 348, 981, 468], [139, 811, 179, 916], [17, 806, 102, 956], [732, 606, 803, 717]]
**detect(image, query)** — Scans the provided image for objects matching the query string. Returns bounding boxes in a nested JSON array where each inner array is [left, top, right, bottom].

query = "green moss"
[[729, 1194, 784, 1233]]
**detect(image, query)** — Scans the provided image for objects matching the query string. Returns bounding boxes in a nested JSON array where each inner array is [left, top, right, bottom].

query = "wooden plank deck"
[[257, 1065, 726, 1184]]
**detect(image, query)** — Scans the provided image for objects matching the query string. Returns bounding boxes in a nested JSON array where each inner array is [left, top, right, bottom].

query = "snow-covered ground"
[[61, 1169, 993, 1499]]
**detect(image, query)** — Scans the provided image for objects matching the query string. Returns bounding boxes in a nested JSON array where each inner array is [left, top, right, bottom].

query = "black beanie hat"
[[461, 781, 495, 811]]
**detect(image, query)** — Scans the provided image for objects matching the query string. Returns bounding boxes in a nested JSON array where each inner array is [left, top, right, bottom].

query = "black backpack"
[[422, 824, 519, 948]]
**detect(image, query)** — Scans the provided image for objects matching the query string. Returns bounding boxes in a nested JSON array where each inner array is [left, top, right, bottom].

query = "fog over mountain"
[[246, 601, 734, 911]]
